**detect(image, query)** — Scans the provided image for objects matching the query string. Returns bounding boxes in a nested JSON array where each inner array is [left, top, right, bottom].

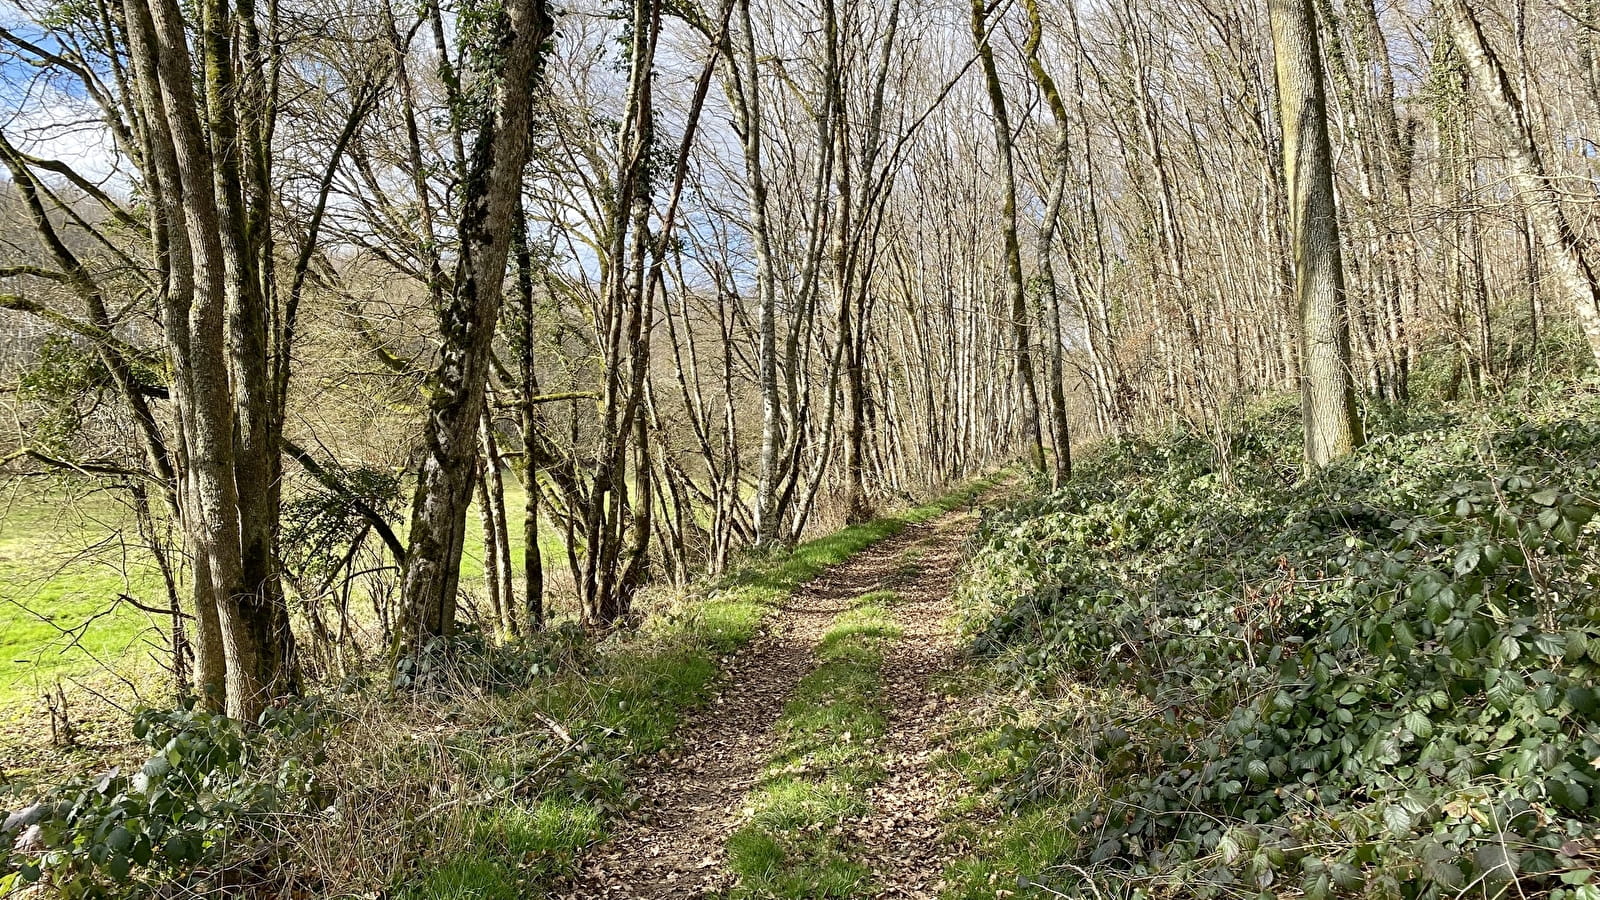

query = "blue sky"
[[0, 0, 128, 188]]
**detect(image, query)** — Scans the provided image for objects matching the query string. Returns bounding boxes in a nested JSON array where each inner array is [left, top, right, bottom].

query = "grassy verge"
[[398, 478, 993, 899], [725, 591, 900, 898], [936, 690, 1103, 899], [0, 486, 166, 712]]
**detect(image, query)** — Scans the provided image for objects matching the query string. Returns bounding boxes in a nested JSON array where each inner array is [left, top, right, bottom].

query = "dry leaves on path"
[[559, 500, 990, 900]]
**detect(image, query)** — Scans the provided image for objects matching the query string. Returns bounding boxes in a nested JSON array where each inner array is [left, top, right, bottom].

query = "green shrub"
[[1, 702, 334, 898], [962, 383, 1600, 897]]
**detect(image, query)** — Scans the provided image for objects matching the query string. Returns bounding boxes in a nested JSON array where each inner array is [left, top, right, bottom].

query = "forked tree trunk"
[[399, 0, 551, 648], [120, 0, 300, 720], [1269, 0, 1365, 467]]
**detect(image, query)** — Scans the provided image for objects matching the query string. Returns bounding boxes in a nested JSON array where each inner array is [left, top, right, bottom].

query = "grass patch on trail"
[[725, 592, 900, 899], [400, 478, 992, 899]]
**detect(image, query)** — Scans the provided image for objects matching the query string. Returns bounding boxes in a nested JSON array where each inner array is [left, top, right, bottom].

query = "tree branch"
[[281, 439, 408, 564], [0, 293, 154, 362], [0, 447, 159, 482]]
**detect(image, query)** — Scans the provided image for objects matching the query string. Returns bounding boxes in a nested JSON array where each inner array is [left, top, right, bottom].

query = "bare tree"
[[1269, 0, 1364, 466], [399, 0, 553, 644]]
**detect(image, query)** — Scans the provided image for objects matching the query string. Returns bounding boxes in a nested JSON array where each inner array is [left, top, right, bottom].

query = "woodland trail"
[[560, 499, 989, 899]]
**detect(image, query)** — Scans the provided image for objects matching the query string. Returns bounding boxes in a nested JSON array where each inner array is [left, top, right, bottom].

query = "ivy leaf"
[[1567, 686, 1598, 717], [1474, 844, 1519, 881], [1330, 861, 1363, 890], [1247, 759, 1271, 784], [1566, 631, 1590, 662], [163, 834, 192, 862], [1497, 635, 1522, 664], [1218, 833, 1241, 864]]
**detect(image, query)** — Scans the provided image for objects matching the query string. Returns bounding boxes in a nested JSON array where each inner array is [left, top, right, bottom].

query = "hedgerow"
[[959, 383, 1600, 898]]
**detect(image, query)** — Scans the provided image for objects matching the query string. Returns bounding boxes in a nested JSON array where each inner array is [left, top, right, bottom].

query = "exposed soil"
[[560, 499, 989, 899]]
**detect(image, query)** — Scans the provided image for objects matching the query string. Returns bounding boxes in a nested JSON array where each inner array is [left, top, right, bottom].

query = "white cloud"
[[2, 90, 127, 191], [0, 5, 130, 194]]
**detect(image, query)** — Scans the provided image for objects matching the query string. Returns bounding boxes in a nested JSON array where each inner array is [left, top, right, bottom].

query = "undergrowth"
[[726, 591, 900, 898], [1, 477, 992, 899], [947, 382, 1600, 899]]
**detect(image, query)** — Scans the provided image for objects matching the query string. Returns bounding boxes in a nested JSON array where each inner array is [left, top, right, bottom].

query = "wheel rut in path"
[[560, 501, 985, 899]]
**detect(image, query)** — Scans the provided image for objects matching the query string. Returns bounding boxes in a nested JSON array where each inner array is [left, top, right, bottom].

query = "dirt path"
[[560, 501, 986, 899], [848, 513, 977, 898]]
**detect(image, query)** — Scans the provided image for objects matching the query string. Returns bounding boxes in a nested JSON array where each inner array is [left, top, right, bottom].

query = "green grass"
[[725, 594, 901, 899], [935, 699, 1088, 899], [397, 798, 605, 900], [0, 475, 994, 896], [0, 486, 166, 711], [0, 479, 567, 711], [0, 463, 993, 714], [940, 805, 1078, 899], [456, 482, 567, 583]]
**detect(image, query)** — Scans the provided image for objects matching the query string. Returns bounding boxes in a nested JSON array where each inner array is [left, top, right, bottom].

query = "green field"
[[0, 486, 167, 714], [0, 480, 566, 713]]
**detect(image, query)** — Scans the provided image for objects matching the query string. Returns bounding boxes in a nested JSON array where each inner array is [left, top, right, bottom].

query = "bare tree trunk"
[[201, 0, 299, 715], [1443, 0, 1600, 365], [475, 460, 506, 634], [512, 213, 545, 631], [971, 0, 1045, 473], [1024, 0, 1074, 486], [1270, 0, 1365, 467], [480, 411, 518, 637], [121, 0, 299, 719], [726, 0, 785, 546], [400, 0, 551, 647]]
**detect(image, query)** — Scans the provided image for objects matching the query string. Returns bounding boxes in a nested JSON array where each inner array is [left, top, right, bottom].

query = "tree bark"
[[971, 0, 1046, 473], [1442, 0, 1600, 366], [1023, 0, 1074, 486], [399, 0, 552, 647], [1270, 0, 1365, 467]]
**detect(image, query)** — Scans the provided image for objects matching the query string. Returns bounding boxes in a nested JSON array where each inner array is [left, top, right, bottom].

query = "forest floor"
[[559, 494, 992, 899]]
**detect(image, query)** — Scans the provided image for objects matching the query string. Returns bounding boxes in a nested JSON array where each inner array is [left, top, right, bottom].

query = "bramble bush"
[[1, 702, 333, 898], [962, 384, 1600, 898]]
